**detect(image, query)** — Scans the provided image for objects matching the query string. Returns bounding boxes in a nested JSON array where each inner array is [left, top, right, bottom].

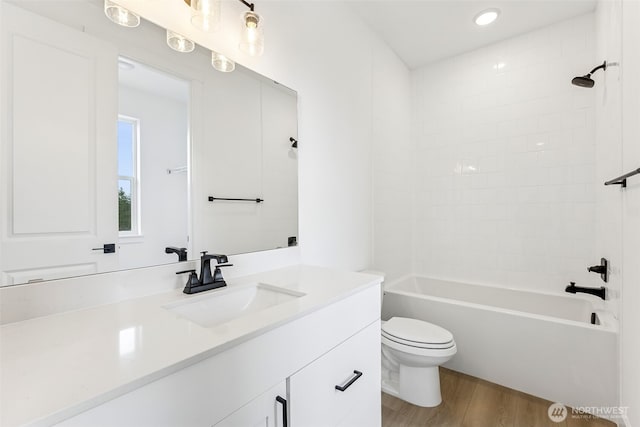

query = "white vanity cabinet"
[[288, 321, 381, 427], [53, 283, 381, 427], [213, 381, 287, 427], [213, 321, 381, 427]]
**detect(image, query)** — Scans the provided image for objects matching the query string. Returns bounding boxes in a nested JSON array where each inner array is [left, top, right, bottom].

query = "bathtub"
[[381, 276, 618, 411]]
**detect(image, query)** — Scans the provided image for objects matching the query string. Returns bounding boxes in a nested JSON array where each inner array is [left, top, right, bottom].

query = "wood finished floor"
[[382, 368, 615, 427]]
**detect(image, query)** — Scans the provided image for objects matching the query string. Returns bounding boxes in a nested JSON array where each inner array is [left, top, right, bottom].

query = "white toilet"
[[381, 316, 457, 407]]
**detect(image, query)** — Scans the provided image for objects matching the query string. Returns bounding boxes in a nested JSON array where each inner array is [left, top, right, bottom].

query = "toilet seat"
[[382, 317, 455, 351]]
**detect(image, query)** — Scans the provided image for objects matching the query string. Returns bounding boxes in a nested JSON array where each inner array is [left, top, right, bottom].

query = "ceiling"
[[348, 0, 597, 69], [119, 56, 191, 103]]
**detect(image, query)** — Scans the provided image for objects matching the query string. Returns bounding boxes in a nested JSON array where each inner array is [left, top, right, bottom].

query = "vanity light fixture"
[[474, 8, 500, 26], [166, 30, 196, 53], [239, 1, 264, 57], [186, 0, 221, 32], [211, 51, 235, 72], [105, 0, 264, 72], [104, 0, 140, 27]]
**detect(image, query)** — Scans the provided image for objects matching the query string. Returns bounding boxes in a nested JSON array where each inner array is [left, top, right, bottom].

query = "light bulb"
[[166, 30, 195, 53], [104, 0, 140, 27], [239, 11, 264, 57], [190, 0, 220, 32], [211, 51, 235, 72]]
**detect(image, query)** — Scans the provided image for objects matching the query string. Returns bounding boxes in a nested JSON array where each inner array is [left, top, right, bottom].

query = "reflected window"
[[118, 116, 140, 235]]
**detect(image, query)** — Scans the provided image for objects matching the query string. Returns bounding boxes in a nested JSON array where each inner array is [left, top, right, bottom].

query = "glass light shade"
[[190, 0, 221, 32], [239, 11, 264, 57], [104, 0, 140, 27], [211, 51, 235, 72], [166, 30, 195, 53]]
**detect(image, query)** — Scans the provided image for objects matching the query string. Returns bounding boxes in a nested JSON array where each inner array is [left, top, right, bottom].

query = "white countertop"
[[0, 265, 382, 427]]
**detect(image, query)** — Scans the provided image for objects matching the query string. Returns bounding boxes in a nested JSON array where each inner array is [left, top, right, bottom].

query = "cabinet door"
[[288, 321, 381, 427], [214, 381, 287, 427]]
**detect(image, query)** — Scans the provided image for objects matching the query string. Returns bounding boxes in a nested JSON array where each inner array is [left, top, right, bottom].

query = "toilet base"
[[399, 365, 442, 407]]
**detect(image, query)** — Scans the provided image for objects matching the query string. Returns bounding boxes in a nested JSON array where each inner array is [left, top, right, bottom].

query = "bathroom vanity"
[[0, 266, 382, 427]]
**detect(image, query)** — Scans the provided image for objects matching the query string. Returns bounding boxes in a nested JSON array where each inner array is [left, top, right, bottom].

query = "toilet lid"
[[382, 317, 453, 346]]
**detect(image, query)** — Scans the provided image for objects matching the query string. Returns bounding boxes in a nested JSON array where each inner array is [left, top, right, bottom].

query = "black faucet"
[[176, 252, 233, 294], [565, 282, 606, 300], [165, 246, 188, 262], [199, 252, 230, 287]]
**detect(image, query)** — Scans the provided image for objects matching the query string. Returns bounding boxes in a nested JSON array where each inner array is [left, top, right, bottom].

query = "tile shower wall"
[[594, 1, 622, 316], [412, 14, 599, 292]]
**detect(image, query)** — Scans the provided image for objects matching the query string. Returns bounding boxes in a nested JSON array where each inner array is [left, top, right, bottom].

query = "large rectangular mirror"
[[0, 0, 298, 286]]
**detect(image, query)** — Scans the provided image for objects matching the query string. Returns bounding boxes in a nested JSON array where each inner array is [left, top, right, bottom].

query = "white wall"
[[411, 14, 600, 293], [252, 2, 379, 270], [621, 1, 640, 425], [372, 43, 413, 282]]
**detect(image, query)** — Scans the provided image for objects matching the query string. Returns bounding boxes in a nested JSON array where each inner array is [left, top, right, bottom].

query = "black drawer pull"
[[335, 370, 363, 392], [276, 395, 287, 427]]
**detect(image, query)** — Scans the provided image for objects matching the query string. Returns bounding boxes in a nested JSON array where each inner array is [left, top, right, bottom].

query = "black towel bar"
[[604, 168, 640, 188], [208, 196, 263, 203]]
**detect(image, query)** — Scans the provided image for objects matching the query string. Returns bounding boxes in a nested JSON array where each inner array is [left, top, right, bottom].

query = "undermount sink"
[[164, 283, 305, 328]]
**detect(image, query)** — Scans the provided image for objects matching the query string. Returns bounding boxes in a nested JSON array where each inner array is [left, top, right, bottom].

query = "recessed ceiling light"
[[475, 8, 500, 26]]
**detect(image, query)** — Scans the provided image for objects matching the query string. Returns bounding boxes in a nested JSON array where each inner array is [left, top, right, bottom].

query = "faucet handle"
[[211, 263, 233, 284], [176, 269, 200, 292]]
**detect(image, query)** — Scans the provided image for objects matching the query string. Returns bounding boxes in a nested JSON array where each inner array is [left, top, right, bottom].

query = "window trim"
[[117, 115, 141, 237]]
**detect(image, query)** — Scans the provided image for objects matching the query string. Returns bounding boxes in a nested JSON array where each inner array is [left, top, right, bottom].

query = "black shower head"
[[572, 61, 606, 88], [572, 75, 595, 88]]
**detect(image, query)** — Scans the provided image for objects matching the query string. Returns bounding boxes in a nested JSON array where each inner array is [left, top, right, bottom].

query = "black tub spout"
[[565, 282, 606, 300]]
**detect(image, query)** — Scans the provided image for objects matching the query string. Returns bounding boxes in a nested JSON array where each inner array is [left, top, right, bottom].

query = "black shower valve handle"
[[586, 258, 608, 283]]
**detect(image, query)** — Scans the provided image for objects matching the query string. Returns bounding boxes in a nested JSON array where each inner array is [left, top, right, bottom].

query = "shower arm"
[[588, 61, 607, 75]]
